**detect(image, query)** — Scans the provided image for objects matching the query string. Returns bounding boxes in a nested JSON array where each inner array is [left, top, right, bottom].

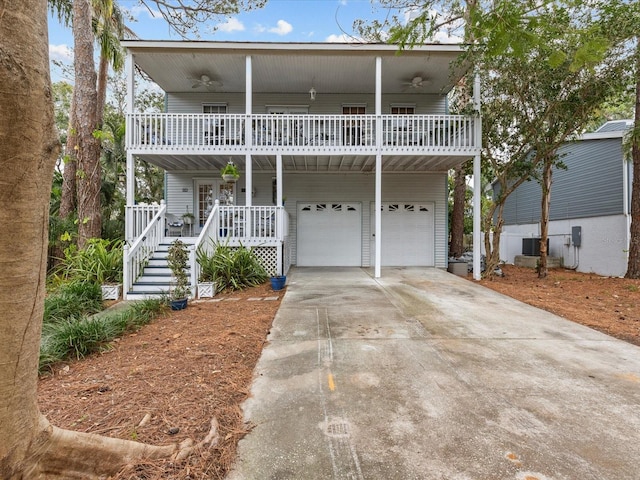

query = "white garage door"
[[371, 202, 434, 266], [297, 202, 362, 266]]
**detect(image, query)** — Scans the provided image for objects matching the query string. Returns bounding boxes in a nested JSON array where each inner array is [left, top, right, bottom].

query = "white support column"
[[473, 72, 482, 280], [375, 153, 382, 278], [374, 57, 383, 278], [245, 154, 252, 207], [125, 151, 135, 241], [276, 154, 283, 206], [245, 56, 253, 208], [245, 55, 252, 115], [375, 57, 382, 115], [125, 51, 136, 209], [126, 151, 135, 207], [125, 52, 134, 115]]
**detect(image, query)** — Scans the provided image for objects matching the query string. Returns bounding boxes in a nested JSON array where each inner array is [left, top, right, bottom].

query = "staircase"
[[126, 238, 195, 300]]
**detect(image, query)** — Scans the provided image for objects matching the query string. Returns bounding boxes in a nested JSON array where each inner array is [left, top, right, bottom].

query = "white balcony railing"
[[126, 113, 477, 152]]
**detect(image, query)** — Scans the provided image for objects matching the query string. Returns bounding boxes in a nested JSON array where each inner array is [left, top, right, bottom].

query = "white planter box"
[[198, 282, 216, 298], [101, 284, 121, 300]]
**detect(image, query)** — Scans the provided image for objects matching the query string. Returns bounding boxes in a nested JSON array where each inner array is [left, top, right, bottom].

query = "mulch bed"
[[38, 283, 282, 479]]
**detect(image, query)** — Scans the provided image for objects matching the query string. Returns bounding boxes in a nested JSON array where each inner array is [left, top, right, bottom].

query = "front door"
[[194, 179, 236, 233]]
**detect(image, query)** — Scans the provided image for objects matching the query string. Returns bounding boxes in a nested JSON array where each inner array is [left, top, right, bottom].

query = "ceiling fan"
[[403, 75, 428, 91], [189, 74, 222, 90]]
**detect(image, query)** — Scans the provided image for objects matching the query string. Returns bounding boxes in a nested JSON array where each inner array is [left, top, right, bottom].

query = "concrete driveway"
[[228, 267, 640, 480]]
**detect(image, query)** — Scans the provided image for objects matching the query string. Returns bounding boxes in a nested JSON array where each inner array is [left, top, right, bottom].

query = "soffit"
[[136, 153, 468, 173], [127, 42, 467, 95]]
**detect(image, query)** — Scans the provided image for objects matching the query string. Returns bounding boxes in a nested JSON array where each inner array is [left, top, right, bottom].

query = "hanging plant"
[[221, 161, 240, 182]]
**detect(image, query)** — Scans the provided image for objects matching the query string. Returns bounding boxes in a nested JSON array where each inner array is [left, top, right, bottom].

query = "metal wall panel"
[[501, 138, 624, 225]]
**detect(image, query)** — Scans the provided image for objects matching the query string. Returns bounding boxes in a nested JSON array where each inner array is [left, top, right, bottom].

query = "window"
[[391, 106, 415, 115], [203, 104, 227, 114], [203, 104, 227, 145], [343, 105, 366, 115], [342, 105, 366, 145]]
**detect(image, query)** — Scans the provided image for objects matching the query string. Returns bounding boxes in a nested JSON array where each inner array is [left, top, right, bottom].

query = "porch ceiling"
[[124, 41, 468, 96], [136, 154, 470, 173]]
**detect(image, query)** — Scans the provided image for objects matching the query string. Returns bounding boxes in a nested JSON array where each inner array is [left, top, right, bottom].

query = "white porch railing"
[[126, 113, 476, 152], [126, 202, 165, 243], [189, 203, 288, 288], [123, 202, 166, 299]]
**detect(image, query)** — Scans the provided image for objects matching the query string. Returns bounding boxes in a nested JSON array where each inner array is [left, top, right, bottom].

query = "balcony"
[[126, 113, 478, 156]]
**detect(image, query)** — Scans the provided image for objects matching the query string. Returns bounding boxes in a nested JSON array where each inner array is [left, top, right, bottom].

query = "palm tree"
[[50, 0, 132, 246]]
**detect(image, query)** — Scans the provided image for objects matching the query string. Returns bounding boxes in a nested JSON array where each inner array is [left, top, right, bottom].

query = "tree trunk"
[[625, 41, 640, 279], [73, 0, 102, 247], [450, 164, 467, 257], [96, 53, 109, 127], [1, 3, 59, 475], [483, 200, 505, 278], [0, 3, 216, 477], [538, 158, 553, 278], [59, 97, 78, 219]]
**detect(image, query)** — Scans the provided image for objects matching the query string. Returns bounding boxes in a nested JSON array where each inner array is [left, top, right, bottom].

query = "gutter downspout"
[[623, 153, 631, 262]]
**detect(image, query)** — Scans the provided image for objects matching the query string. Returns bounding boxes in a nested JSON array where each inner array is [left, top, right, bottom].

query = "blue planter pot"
[[270, 275, 286, 291], [170, 298, 188, 310]]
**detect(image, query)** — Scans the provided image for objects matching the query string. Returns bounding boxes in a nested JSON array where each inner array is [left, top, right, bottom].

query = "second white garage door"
[[297, 202, 362, 266], [372, 202, 434, 266]]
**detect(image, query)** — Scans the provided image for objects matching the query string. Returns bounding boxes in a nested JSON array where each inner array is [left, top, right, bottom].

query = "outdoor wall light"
[[309, 86, 316, 101]]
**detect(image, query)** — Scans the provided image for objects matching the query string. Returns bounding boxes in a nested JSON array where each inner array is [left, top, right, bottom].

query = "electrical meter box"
[[571, 226, 582, 247]]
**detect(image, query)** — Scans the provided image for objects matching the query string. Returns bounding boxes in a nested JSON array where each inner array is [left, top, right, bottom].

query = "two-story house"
[[121, 41, 481, 299]]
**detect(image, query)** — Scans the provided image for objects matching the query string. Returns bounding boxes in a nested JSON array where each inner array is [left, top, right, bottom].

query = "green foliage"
[[167, 240, 190, 300], [220, 160, 240, 180], [60, 238, 123, 284], [39, 298, 166, 371], [44, 280, 103, 325], [197, 243, 268, 292]]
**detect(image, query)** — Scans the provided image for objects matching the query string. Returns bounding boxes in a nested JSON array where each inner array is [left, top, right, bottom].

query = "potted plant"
[[221, 160, 240, 182], [167, 239, 190, 310], [195, 245, 217, 298], [270, 274, 286, 291]]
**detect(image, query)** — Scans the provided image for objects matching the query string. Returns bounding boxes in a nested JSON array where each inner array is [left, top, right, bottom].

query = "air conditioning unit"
[[522, 238, 549, 256]]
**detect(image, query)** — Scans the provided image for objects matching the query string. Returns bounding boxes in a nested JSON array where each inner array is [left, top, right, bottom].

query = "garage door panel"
[[297, 203, 362, 266], [372, 203, 434, 266]]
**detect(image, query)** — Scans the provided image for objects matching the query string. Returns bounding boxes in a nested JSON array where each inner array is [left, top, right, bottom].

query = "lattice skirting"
[[223, 245, 282, 276]]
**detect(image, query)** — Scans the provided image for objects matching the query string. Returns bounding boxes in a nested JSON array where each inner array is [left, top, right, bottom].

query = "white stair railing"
[[123, 202, 166, 299], [190, 200, 221, 292]]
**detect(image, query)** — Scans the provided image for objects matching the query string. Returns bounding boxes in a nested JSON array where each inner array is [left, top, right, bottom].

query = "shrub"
[[60, 238, 123, 284], [44, 280, 103, 325], [199, 243, 268, 292], [167, 239, 190, 300], [40, 298, 166, 371]]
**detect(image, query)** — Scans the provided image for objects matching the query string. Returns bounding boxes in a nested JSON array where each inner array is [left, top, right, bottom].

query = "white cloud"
[[268, 20, 293, 36], [218, 17, 245, 33], [325, 33, 360, 43], [49, 44, 73, 62]]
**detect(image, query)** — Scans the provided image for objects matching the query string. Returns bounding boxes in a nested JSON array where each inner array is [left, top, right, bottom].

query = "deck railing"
[[123, 202, 166, 299], [189, 203, 287, 288], [126, 113, 476, 152], [126, 202, 165, 242]]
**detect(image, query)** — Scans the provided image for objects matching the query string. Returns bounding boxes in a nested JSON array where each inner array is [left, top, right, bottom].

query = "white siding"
[[166, 92, 447, 115], [166, 171, 447, 267], [282, 172, 447, 268], [500, 215, 629, 277]]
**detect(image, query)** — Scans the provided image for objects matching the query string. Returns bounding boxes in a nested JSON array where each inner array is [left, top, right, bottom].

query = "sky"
[[48, 0, 409, 70]]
